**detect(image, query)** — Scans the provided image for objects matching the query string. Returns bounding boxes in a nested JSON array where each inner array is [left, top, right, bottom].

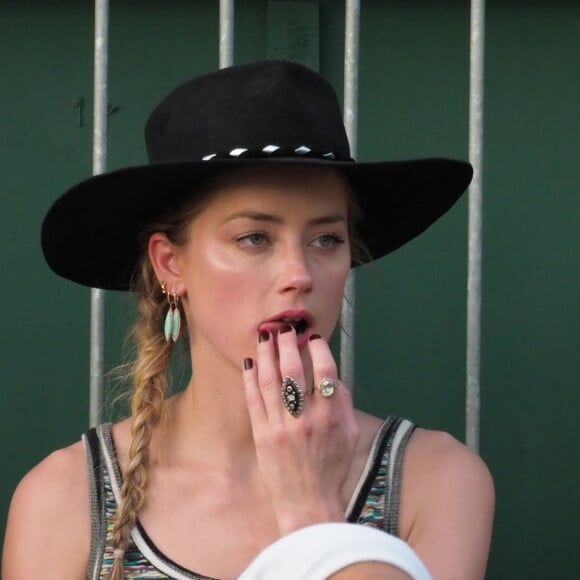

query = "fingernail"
[[258, 331, 270, 343], [309, 333, 322, 341], [243, 357, 253, 370], [279, 324, 293, 334]]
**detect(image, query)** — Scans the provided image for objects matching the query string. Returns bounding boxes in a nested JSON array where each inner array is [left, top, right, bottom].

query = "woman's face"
[[174, 165, 352, 371]]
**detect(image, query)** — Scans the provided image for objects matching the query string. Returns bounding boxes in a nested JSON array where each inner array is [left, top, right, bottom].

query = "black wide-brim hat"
[[41, 59, 472, 291]]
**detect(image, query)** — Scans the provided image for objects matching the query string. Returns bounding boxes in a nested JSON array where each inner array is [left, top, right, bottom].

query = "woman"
[[2, 60, 494, 580]]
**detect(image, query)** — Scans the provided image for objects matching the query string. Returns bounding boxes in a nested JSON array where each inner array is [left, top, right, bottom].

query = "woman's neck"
[[158, 365, 257, 467]]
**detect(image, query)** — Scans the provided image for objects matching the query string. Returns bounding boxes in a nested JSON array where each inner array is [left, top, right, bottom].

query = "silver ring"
[[318, 378, 338, 398], [281, 376, 304, 417]]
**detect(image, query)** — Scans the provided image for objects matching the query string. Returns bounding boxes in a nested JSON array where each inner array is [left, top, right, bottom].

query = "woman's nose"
[[278, 246, 313, 294]]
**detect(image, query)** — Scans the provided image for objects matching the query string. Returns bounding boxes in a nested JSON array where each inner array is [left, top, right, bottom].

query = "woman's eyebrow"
[[223, 210, 283, 224], [223, 210, 346, 226], [309, 213, 346, 226]]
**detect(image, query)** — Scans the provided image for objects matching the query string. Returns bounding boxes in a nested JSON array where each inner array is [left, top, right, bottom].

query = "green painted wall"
[[1, 1, 579, 577]]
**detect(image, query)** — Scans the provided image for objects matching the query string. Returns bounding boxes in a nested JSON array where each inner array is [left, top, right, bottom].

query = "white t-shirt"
[[238, 522, 432, 580]]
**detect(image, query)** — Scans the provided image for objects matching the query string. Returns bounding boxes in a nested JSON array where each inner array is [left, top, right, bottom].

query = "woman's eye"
[[237, 232, 268, 247], [315, 233, 345, 248]]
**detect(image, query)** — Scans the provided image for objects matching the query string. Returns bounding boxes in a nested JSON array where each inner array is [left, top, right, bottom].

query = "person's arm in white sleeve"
[[239, 522, 432, 580]]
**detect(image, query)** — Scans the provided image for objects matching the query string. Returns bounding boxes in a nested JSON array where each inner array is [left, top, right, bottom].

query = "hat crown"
[[145, 60, 352, 164]]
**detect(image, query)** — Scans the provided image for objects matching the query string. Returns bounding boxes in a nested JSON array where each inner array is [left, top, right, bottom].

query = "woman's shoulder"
[[403, 425, 494, 500], [2, 439, 91, 579], [400, 426, 495, 579], [352, 410, 494, 578], [353, 410, 493, 487], [10, 438, 89, 507]]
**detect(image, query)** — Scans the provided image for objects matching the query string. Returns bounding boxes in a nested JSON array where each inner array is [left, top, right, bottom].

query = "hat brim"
[[41, 157, 472, 291]]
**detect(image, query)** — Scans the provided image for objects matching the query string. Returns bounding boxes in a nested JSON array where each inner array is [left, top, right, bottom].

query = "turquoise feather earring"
[[160, 281, 181, 343]]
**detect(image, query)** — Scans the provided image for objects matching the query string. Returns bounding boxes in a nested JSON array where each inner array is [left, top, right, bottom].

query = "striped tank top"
[[83, 416, 416, 580]]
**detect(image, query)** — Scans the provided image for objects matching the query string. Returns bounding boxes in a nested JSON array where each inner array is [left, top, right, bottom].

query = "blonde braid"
[[106, 261, 175, 580], [107, 187, 202, 580]]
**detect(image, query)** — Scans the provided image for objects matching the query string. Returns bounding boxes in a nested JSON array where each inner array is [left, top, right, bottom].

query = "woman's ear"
[[148, 232, 186, 295]]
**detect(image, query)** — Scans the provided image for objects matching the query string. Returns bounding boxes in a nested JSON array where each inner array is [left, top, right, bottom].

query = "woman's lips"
[[257, 318, 312, 348], [259, 318, 308, 335]]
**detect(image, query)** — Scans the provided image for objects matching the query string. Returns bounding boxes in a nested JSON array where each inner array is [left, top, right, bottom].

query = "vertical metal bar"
[[340, 0, 360, 390], [219, 0, 235, 68], [466, 0, 485, 451], [90, 0, 109, 427]]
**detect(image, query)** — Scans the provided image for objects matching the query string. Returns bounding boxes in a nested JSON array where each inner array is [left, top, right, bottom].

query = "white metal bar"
[[90, 0, 109, 427], [219, 0, 235, 68], [466, 0, 486, 451], [340, 0, 360, 390]]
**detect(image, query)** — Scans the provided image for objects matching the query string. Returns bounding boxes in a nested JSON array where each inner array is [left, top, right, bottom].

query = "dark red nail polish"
[[258, 331, 270, 343], [244, 357, 253, 370], [279, 324, 293, 334], [309, 333, 322, 341]]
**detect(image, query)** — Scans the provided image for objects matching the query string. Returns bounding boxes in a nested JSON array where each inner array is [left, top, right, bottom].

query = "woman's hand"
[[242, 326, 359, 536]]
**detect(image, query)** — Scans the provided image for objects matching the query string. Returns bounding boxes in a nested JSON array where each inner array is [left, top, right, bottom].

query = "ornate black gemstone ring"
[[281, 376, 305, 418]]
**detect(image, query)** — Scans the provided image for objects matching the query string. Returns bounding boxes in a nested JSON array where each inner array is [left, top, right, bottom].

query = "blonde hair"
[[104, 167, 369, 579], [105, 196, 201, 580]]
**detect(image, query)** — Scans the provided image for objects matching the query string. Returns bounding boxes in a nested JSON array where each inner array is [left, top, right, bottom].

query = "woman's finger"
[[307, 333, 358, 438], [275, 324, 308, 419], [307, 333, 340, 404], [254, 329, 289, 424], [242, 356, 269, 437]]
